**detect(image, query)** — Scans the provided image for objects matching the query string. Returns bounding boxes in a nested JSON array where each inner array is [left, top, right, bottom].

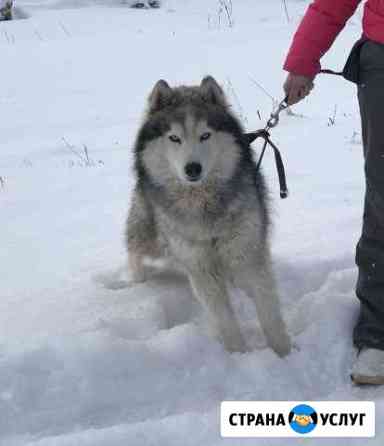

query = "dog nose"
[[184, 162, 202, 181]]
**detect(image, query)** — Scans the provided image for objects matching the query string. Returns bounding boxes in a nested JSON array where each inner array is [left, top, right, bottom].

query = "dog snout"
[[184, 162, 202, 181]]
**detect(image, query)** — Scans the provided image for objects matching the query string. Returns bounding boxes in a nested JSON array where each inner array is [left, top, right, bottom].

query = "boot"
[[351, 348, 384, 385]]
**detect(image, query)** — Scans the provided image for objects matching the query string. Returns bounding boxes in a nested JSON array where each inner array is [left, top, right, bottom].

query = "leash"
[[245, 68, 344, 200], [245, 97, 289, 199], [320, 68, 343, 76]]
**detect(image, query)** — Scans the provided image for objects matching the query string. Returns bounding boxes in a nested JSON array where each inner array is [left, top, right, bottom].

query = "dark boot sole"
[[351, 373, 384, 385]]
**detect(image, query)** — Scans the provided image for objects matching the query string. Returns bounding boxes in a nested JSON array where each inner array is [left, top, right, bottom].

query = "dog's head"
[[134, 77, 249, 187]]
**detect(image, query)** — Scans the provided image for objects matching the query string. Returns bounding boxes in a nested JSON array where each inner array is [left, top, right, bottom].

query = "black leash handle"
[[265, 135, 289, 199], [245, 129, 289, 199]]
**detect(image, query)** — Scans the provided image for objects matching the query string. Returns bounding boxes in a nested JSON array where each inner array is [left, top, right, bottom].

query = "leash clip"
[[266, 98, 288, 130]]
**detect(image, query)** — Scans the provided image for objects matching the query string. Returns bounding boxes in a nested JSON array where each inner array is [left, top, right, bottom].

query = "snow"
[[1, 0, 383, 445]]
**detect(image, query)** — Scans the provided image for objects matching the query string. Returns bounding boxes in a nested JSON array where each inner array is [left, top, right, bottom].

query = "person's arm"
[[283, 0, 362, 104]]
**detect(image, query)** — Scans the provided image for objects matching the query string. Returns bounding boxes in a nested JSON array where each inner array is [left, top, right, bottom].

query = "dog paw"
[[272, 337, 293, 358], [107, 279, 138, 290], [93, 266, 147, 290], [223, 334, 249, 354]]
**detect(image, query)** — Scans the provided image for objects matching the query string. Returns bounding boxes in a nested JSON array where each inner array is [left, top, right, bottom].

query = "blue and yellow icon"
[[288, 404, 318, 434]]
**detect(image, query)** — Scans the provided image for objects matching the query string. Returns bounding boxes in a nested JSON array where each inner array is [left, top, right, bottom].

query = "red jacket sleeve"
[[284, 0, 362, 77]]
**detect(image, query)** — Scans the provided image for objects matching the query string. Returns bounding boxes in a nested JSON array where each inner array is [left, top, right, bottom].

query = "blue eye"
[[200, 132, 211, 142], [169, 135, 182, 144]]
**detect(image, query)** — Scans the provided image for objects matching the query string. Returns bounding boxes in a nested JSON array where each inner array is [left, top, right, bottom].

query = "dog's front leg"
[[235, 262, 291, 357], [188, 267, 247, 353], [126, 191, 162, 285]]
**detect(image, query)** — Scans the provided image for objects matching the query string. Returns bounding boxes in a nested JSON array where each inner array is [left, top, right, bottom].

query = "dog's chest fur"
[[151, 187, 265, 270]]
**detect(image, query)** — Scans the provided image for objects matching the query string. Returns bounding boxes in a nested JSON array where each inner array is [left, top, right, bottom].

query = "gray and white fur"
[[125, 76, 291, 356]]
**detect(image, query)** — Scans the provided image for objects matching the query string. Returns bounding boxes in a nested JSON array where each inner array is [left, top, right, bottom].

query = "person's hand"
[[283, 73, 314, 106]]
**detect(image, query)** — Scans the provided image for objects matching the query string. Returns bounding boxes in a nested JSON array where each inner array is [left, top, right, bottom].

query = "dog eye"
[[200, 132, 211, 142], [169, 135, 182, 144]]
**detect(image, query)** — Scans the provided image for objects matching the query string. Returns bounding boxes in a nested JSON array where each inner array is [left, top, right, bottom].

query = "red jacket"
[[284, 0, 384, 77]]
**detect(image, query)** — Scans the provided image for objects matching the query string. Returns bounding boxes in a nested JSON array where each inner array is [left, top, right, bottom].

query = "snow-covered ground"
[[1, 1, 383, 445]]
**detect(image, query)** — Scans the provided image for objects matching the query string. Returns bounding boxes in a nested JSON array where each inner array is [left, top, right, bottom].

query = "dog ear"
[[148, 80, 173, 114], [200, 76, 227, 107]]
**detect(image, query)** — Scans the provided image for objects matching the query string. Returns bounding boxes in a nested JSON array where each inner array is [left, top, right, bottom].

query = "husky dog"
[[125, 76, 291, 356]]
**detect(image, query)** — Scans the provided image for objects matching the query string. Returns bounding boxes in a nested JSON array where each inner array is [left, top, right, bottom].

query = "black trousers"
[[354, 40, 384, 350]]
